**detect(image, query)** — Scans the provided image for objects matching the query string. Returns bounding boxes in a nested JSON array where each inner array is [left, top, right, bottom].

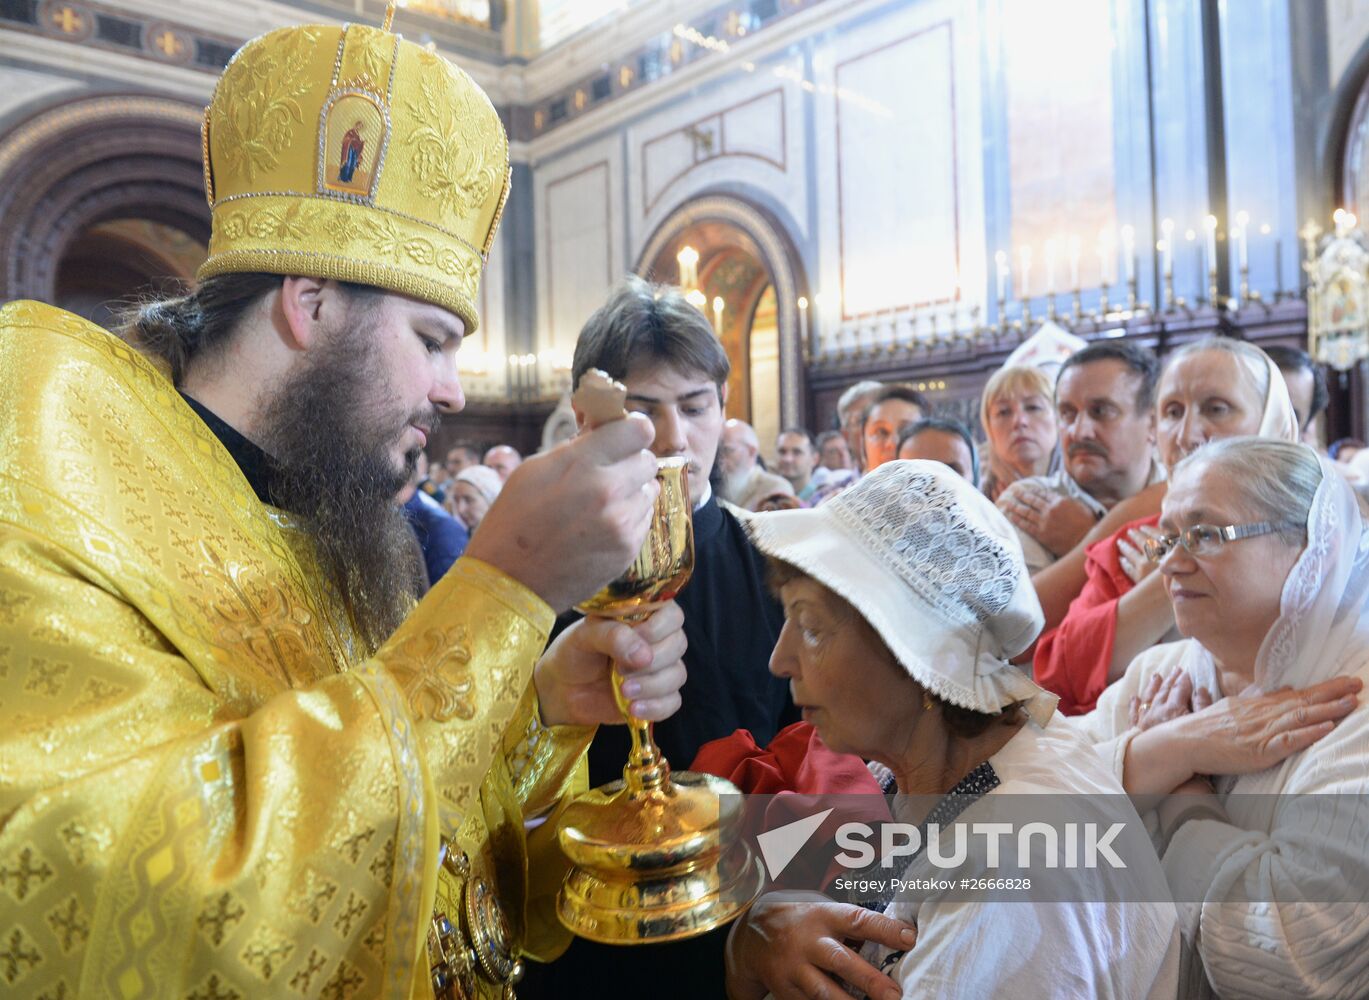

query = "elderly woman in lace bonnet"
[[1074, 438, 1369, 998], [724, 461, 1179, 1000]]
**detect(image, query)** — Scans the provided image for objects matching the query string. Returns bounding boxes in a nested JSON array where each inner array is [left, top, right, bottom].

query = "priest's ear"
[[276, 276, 348, 352]]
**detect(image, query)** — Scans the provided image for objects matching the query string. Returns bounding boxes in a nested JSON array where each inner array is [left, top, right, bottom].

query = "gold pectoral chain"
[[428, 837, 524, 999]]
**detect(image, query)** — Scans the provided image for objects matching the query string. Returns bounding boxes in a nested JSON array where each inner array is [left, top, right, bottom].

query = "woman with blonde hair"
[[978, 365, 1059, 502]]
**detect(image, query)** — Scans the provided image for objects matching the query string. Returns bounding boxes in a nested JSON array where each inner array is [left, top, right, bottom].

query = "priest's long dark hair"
[[121, 272, 378, 385]]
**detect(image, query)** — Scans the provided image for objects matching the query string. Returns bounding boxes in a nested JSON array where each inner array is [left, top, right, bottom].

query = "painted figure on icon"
[[339, 121, 366, 183]]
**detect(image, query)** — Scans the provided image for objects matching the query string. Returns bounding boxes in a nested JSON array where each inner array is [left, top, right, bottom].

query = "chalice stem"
[[611, 662, 670, 796]]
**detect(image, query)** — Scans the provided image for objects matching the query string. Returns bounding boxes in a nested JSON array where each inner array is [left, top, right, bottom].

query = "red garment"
[[1032, 513, 1160, 714], [690, 721, 881, 795], [691, 723, 888, 891]]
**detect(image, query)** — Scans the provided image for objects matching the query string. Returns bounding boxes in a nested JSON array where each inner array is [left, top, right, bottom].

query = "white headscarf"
[[1164, 451, 1369, 693], [1251, 349, 1301, 444], [746, 460, 1057, 725], [1257, 455, 1369, 691], [454, 465, 503, 505]]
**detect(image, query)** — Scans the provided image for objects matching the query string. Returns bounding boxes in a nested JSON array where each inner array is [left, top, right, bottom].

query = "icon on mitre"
[[320, 93, 387, 200]]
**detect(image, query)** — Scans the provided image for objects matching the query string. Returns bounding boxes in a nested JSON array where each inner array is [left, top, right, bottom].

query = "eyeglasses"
[[1143, 521, 1302, 563]]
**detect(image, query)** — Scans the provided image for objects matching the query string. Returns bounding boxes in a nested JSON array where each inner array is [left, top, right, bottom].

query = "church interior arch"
[[0, 94, 209, 319], [636, 194, 807, 447]]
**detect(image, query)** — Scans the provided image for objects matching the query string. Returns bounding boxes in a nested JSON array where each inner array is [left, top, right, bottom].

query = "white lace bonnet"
[[746, 460, 1058, 725]]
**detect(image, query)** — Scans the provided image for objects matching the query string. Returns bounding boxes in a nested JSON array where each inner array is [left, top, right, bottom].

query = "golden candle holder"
[[556, 457, 764, 944]]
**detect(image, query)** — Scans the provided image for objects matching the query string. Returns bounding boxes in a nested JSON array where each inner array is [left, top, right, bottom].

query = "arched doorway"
[[0, 94, 210, 314], [636, 194, 808, 448]]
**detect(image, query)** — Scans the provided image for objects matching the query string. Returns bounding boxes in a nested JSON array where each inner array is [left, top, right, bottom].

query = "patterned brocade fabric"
[[0, 301, 590, 999]]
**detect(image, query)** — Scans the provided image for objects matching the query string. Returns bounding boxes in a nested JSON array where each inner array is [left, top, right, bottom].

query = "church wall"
[[515, 0, 1345, 434], [0, 66, 86, 130], [0, 0, 1356, 437], [1329, 0, 1369, 93], [532, 134, 624, 393]]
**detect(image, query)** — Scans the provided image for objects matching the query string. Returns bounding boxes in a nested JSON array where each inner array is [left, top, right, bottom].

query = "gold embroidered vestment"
[[0, 301, 588, 998]]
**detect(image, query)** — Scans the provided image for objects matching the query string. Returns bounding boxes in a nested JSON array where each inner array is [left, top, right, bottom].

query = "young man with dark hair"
[[524, 275, 795, 998], [775, 426, 820, 500], [0, 13, 689, 995], [566, 274, 793, 788]]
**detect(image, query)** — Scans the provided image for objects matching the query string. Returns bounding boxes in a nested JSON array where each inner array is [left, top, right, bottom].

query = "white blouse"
[[1072, 640, 1369, 999]]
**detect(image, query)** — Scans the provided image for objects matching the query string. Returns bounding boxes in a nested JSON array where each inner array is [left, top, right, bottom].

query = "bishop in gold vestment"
[[0, 298, 593, 998], [0, 9, 669, 999]]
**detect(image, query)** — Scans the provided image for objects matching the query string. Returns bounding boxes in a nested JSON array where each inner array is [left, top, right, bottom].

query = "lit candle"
[[1045, 238, 1058, 295], [1019, 245, 1032, 298], [1068, 236, 1081, 289], [1157, 239, 1169, 280], [797, 295, 810, 350], [995, 250, 1008, 300], [1203, 215, 1218, 275], [712, 295, 724, 335], [1160, 219, 1175, 278], [1097, 227, 1115, 285], [677, 245, 700, 289], [1120, 225, 1136, 282]]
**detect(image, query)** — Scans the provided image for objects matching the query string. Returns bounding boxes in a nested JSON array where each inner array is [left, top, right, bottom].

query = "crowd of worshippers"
[[11, 255, 1368, 998], [396, 280, 1369, 999]]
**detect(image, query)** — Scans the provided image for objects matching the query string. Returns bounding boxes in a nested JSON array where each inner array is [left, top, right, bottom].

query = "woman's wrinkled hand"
[[1178, 674, 1363, 777], [725, 893, 915, 1000], [1128, 667, 1213, 730], [1124, 674, 1363, 796]]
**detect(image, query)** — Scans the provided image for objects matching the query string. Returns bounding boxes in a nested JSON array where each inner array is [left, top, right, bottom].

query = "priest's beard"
[[258, 306, 431, 655]]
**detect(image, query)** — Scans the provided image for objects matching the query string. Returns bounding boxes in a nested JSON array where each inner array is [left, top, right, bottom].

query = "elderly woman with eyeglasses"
[[724, 462, 1179, 1000], [1075, 437, 1369, 999]]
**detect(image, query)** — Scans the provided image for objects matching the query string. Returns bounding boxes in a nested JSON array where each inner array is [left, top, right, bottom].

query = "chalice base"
[[556, 770, 765, 944]]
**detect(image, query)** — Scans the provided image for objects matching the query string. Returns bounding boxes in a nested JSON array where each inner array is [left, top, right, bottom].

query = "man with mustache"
[[519, 276, 795, 1000], [998, 342, 1163, 580], [0, 13, 688, 997]]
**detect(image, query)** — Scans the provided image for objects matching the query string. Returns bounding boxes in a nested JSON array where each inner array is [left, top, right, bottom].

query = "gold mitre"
[[198, 4, 510, 333]]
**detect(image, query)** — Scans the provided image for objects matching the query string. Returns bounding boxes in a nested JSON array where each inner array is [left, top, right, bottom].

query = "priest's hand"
[[533, 602, 688, 727], [724, 893, 914, 1000], [465, 413, 659, 614]]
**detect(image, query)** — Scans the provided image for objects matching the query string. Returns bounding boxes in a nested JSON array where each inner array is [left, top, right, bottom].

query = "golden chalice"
[[556, 456, 764, 944]]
